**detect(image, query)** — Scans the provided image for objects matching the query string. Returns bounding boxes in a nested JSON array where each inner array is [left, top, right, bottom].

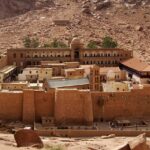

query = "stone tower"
[[90, 65, 100, 91], [70, 38, 84, 61]]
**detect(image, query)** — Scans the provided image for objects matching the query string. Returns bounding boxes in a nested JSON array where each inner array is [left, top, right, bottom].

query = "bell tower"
[[70, 38, 84, 61]]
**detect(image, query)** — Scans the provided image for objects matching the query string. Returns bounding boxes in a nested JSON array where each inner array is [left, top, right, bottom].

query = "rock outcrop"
[[115, 133, 150, 150], [14, 129, 43, 148]]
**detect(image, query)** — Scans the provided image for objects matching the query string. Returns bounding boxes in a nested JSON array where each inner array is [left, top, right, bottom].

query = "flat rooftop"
[[0, 65, 16, 74], [100, 67, 121, 73], [47, 78, 89, 88], [24, 67, 52, 70], [64, 68, 84, 72], [0, 81, 28, 85], [42, 63, 66, 66]]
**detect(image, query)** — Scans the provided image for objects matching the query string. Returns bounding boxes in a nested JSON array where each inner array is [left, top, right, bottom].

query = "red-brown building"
[[7, 38, 133, 70]]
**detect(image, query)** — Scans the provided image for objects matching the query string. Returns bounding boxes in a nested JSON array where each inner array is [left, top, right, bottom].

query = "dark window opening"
[[20, 53, 23, 58], [75, 51, 79, 59], [13, 53, 16, 58]]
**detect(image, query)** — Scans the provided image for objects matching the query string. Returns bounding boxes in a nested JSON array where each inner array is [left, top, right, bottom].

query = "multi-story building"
[[63, 68, 85, 79], [7, 38, 133, 70], [18, 67, 52, 82], [0, 81, 28, 91], [99, 67, 127, 82]]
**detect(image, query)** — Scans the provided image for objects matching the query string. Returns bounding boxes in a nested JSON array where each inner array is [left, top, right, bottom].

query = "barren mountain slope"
[[0, 0, 55, 19], [0, 0, 150, 62]]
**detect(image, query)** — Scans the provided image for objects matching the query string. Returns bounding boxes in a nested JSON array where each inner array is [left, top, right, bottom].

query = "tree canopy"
[[101, 36, 118, 48], [23, 36, 40, 48]]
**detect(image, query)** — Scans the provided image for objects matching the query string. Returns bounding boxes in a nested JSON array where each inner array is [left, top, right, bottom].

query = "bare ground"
[[0, 0, 149, 62], [0, 133, 150, 150]]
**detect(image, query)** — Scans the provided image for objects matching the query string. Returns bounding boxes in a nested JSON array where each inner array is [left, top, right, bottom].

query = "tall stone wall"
[[55, 89, 93, 125], [34, 90, 55, 122], [0, 92, 23, 121], [0, 89, 55, 124], [22, 90, 35, 123], [0, 87, 149, 124], [91, 87, 150, 121], [23, 89, 55, 123]]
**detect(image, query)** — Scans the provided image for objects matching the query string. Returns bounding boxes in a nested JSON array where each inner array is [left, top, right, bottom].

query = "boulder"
[[82, 8, 91, 14], [115, 133, 150, 150], [14, 129, 43, 148], [129, 133, 150, 150], [95, 1, 111, 10], [116, 144, 131, 150], [135, 25, 143, 31]]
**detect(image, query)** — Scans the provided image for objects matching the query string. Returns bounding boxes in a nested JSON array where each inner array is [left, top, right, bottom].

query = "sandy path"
[[1, 133, 148, 150]]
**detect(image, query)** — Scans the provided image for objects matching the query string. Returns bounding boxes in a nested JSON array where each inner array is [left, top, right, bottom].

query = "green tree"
[[87, 41, 98, 49], [23, 36, 31, 48], [102, 36, 118, 48], [43, 43, 51, 48], [23, 36, 40, 48], [50, 39, 68, 48], [31, 37, 40, 48]]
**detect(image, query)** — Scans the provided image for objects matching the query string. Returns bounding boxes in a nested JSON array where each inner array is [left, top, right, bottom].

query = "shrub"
[[23, 36, 40, 48], [101, 36, 118, 48], [43, 43, 51, 48], [23, 36, 31, 48], [50, 39, 68, 48], [87, 41, 98, 49], [31, 37, 40, 48]]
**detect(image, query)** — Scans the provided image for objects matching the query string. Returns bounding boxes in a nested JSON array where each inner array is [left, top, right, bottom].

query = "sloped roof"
[[47, 78, 89, 88], [121, 58, 150, 72]]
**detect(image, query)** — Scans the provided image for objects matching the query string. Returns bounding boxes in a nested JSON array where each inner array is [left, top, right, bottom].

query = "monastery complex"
[[0, 38, 150, 135]]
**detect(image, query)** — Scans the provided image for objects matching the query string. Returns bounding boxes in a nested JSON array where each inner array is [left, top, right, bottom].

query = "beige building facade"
[[63, 68, 85, 79], [18, 67, 52, 82], [100, 67, 127, 82], [0, 82, 28, 91]]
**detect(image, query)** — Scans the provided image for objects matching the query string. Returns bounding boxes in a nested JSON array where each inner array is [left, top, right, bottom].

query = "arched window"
[[13, 53, 16, 58], [20, 53, 23, 58]]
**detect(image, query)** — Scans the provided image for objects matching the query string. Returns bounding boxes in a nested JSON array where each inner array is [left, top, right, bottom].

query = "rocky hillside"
[[0, 0, 150, 62], [0, 0, 55, 19]]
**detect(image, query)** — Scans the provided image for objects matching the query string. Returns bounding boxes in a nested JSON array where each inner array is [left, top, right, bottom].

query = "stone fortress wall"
[[0, 86, 149, 125]]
